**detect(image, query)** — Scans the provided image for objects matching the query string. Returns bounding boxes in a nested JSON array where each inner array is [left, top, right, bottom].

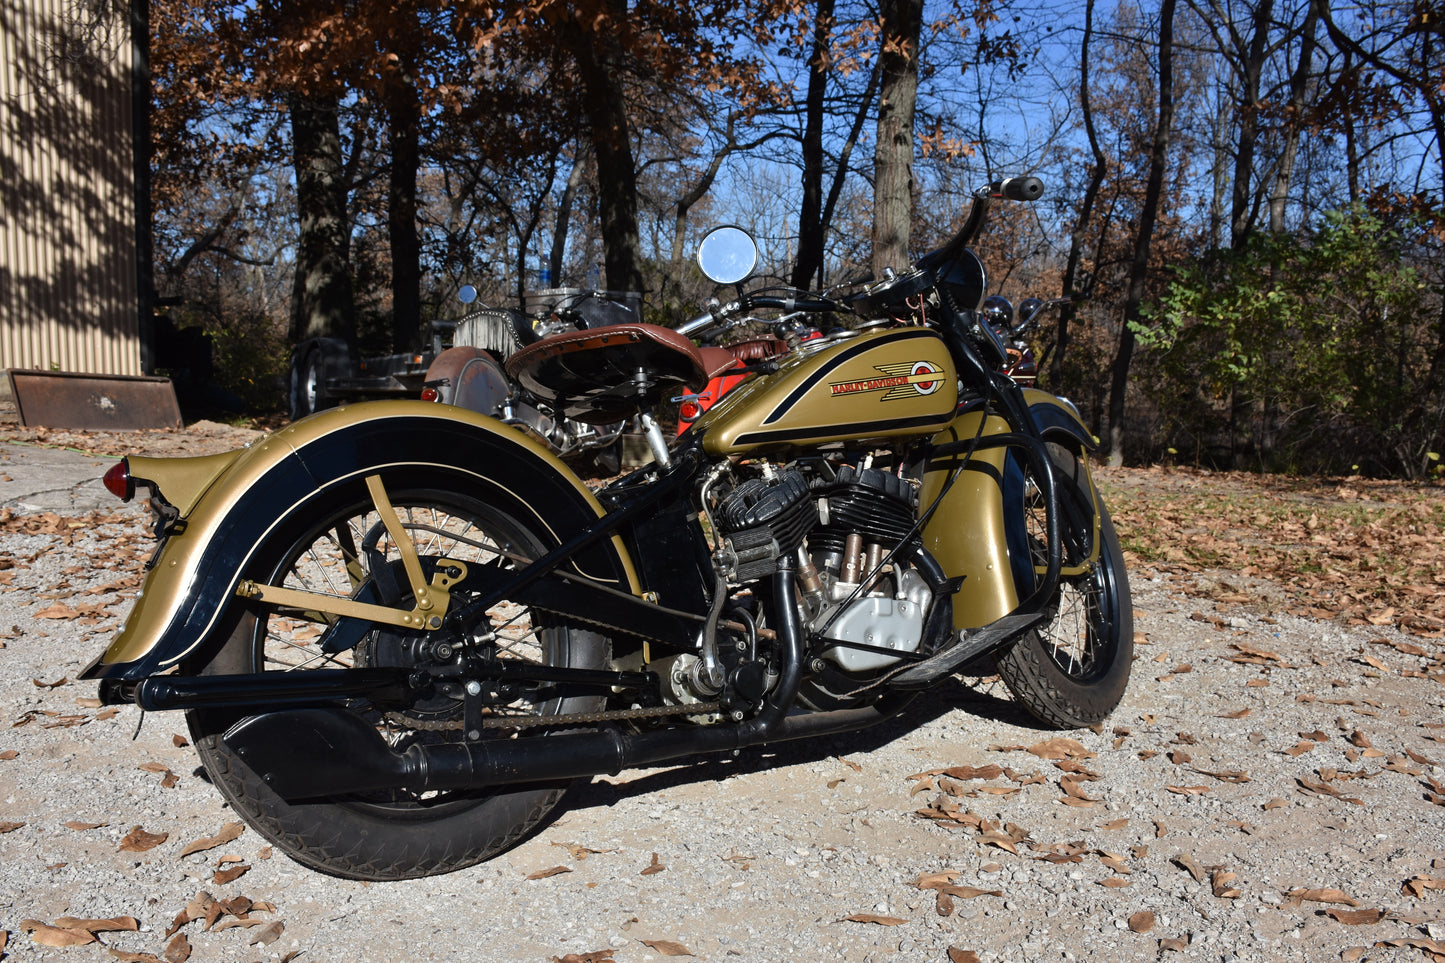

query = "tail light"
[[102, 460, 134, 501], [420, 386, 440, 402]]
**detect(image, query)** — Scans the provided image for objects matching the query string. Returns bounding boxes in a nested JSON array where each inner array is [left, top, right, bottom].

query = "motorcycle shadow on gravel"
[[560, 673, 1046, 816]]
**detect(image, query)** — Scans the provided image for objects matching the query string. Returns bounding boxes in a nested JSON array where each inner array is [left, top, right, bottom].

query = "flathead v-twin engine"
[[706, 460, 935, 706]]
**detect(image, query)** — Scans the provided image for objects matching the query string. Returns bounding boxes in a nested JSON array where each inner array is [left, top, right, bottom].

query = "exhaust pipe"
[[222, 561, 903, 799]]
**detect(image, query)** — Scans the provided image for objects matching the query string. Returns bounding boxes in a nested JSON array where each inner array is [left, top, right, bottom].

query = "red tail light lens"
[[420, 387, 440, 402], [678, 401, 701, 422], [102, 460, 134, 501]]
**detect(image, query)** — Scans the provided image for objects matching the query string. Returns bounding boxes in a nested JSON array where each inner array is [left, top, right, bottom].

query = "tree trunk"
[[1054, 0, 1107, 384], [1107, 0, 1176, 466], [552, 150, 588, 286], [1267, 2, 1319, 234], [1229, 0, 1274, 249], [569, 7, 644, 295], [792, 0, 836, 290], [871, 0, 924, 279], [288, 92, 355, 346], [386, 73, 422, 352]]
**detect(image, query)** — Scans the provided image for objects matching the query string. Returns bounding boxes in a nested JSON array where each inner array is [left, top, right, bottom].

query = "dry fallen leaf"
[[639, 939, 692, 957], [118, 826, 167, 852], [947, 950, 981, 963], [1174, 854, 1206, 883], [1027, 737, 1096, 761], [640, 852, 666, 876], [1283, 887, 1360, 907], [52, 916, 138, 935], [1403, 875, 1445, 898], [166, 892, 215, 936], [179, 821, 244, 857], [526, 866, 573, 880], [20, 921, 96, 947], [1211, 870, 1241, 898], [1129, 911, 1156, 933], [844, 914, 908, 926], [163, 932, 191, 963], [248, 920, 284, 946], [213, 863, 249, 885], [550, 950, 616, 963], [1325, 908, 1385, 925]]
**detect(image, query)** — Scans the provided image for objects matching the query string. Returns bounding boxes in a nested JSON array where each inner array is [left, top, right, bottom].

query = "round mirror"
[[458, 284, 478, 305], [696, 226, 758, 286]]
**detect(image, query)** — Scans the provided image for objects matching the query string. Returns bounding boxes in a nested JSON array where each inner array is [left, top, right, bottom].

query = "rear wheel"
[[996, 445, 1133, 728], [187, 482, 609, 880]]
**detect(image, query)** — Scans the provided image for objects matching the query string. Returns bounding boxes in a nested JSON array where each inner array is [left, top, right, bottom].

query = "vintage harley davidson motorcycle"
[[83, 176, 1132, 881]]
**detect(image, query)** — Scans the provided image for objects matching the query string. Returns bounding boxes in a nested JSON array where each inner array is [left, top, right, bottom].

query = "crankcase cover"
[[820, 568, 932, 672], [697, 327, 957, 456]]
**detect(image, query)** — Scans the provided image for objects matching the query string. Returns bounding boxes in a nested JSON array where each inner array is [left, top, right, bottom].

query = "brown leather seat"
[[505, 323, 717, 424], [725, 335, 789, 363]]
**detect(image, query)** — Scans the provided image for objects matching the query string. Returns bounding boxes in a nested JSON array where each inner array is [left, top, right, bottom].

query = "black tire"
[[186, 484, 610, 880], [289, 349, 324, 420], [995, 445, 1133, 728]]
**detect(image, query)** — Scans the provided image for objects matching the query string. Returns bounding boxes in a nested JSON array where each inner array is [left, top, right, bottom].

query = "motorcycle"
[[980, 294, 1072, 387], [422, 289, 632, 476], [83, 176, 1132, 881]]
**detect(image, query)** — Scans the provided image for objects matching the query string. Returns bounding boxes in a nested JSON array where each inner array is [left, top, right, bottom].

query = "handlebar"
[[676, 294, 840, 339]]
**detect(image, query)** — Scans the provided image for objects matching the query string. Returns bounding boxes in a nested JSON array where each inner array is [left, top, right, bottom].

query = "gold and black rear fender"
[[82, 401, 639, 681]]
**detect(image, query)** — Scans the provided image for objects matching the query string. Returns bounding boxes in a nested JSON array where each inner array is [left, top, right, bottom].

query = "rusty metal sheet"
[[6, 370, 183, 430]]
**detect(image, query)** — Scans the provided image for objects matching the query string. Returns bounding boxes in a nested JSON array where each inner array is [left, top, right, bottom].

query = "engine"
[[711, 462, 935, 680]]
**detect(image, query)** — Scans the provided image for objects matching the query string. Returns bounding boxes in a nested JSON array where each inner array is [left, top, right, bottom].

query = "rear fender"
[[84, 401, 639, 680]]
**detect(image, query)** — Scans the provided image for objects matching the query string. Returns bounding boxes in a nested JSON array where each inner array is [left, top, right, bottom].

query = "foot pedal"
[[889, 612, 1046, 688]]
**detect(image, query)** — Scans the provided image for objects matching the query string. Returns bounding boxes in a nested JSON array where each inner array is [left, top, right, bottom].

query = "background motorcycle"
[[423, 288, 630, 475], [84, 176, 1132, 881]]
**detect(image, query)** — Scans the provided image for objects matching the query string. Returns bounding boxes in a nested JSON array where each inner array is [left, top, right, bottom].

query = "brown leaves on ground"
[[21, 916, 138, 947], [118, 826, 168, 852], [526, 865, 573, 880], [1102, 468, 1445, 638], [551, 951, 617, 963], [843, 914, 908, 926], [177, 821, 244, 858], [639, 938, 693, 956], [166, 890, 277, 936]]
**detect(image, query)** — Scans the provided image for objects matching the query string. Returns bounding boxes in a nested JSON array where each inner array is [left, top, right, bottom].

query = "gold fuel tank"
[[697, 326, 959, 457]]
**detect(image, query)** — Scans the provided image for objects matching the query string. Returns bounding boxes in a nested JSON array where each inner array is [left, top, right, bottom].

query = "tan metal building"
[[0, 0, 145, 398]]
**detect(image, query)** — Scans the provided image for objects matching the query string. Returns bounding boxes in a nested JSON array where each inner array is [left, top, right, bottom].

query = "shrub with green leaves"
[[1139, 208, 1441, 477]]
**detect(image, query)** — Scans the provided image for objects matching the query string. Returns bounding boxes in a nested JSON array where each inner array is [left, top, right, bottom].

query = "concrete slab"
[[0, 441, 118, 511]]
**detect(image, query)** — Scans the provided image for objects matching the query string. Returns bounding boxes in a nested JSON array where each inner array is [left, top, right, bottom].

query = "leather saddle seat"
[[505, 322, 739, 424]]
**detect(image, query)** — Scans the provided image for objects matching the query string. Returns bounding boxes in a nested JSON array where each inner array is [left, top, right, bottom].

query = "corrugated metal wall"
[[0, 0, 140, 380]]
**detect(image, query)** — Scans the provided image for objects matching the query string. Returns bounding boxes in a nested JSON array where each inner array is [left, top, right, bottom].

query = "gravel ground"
[[2, 437, 1444, 963]]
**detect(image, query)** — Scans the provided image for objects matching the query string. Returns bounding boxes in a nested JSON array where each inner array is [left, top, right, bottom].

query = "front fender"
[[84, 401, 639, 680], [1023, 388, 1098, 452]]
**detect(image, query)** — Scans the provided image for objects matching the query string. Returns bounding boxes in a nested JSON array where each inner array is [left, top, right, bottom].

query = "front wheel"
[[186, 482, 610, 880], [995, 446, 1133, 728]]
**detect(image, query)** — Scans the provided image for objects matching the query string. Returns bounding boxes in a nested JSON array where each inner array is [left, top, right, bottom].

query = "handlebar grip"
[[991, 177, 1045, 201]]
